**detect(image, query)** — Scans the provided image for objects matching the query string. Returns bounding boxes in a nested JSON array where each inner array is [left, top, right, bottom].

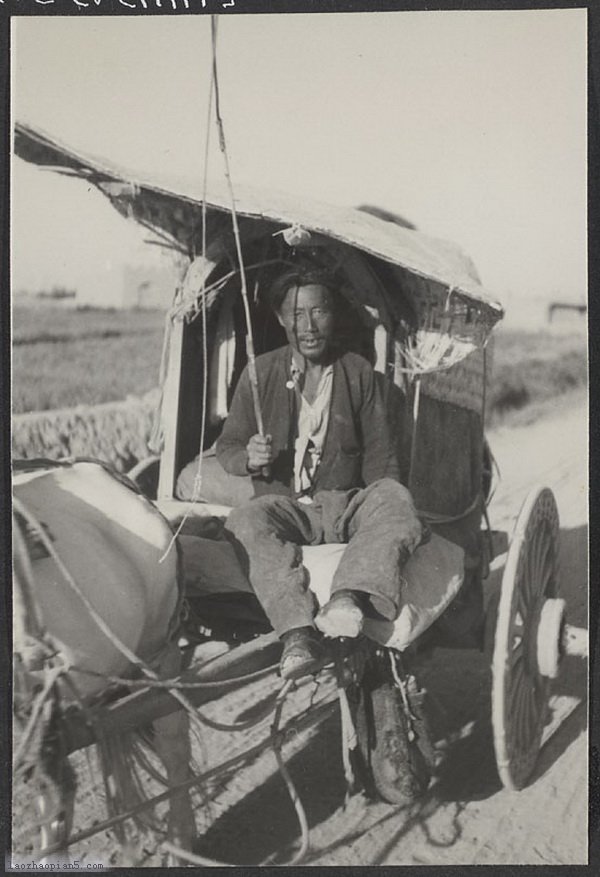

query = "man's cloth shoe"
[[315, 590, 365, 639], [280, 627, 327, 680]]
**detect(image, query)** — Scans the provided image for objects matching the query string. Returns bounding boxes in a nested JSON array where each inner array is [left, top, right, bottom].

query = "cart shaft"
[[63, 633, 281, 754]]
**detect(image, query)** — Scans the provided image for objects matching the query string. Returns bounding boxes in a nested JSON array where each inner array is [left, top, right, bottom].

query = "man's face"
[[277, 283, 335, 363]]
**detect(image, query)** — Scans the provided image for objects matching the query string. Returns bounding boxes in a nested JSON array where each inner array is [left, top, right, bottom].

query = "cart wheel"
[[492, 486, 560, 790], [353, 654, 433, 805]]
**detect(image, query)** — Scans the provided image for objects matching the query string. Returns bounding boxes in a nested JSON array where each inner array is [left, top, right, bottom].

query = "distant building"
[[121, 262, 182, 310], [13, 287, 77, 308]]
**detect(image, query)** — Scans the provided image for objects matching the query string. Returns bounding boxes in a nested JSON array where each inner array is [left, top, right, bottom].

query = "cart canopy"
[[14, 121, 503, 335], [14, 121, 497, 582]]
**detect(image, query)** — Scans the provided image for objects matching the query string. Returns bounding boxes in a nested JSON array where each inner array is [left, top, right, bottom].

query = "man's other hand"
[[246, 434, 273, 473]]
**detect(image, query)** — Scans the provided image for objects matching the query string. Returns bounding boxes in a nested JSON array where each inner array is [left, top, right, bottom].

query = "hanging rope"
[[12, 496, 232, 747], [12, 498, 334, 867], [265, 682, 311, 866], [162, 843, 230, 867], [388, 651, 417, 743], [210, 15, 266, 443], [158, 43, 214, 558], [338, 686, 358, 801], [13, 665, 65, 769], [12, 512, 57, 665], [69, 660, 280, 692], [189, 28, 215, 509], [20, 691, 339, 858], [160, 14, 269, 560]]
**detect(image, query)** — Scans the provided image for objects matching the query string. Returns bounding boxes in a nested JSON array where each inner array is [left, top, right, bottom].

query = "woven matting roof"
[[14, 121, 504, 325]]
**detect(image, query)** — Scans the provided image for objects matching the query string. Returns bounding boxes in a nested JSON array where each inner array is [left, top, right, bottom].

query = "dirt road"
[[191, 395, 589, 867], [14, 396, 588, 867], [307, 394, 588, 867]]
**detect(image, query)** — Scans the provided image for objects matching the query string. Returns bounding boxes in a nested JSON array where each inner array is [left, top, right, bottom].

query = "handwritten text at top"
[[0, 0, 237, 9]]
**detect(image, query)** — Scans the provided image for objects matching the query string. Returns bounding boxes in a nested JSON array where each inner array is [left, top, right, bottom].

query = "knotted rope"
[[13, 495, 337, 865], [159, 14, 267, 560]]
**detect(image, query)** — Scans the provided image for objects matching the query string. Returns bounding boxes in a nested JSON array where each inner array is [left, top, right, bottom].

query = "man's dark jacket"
[[216, 345, 399, 497]]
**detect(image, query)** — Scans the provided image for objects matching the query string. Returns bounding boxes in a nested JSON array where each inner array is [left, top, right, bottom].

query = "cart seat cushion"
[[176, 450, 254, 507], [179, 529, 464, 651]]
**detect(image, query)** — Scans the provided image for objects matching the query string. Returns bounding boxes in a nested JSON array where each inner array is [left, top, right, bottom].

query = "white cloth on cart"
[[178, 517, 464, 651]]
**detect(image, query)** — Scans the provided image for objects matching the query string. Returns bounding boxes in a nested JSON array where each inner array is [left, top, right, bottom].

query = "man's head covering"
[[267, 264, 341, 313]]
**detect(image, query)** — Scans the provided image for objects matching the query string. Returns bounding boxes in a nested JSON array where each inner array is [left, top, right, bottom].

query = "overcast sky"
[[11, 10, 586, 315]]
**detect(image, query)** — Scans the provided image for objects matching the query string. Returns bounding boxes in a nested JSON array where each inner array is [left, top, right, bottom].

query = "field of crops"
[[12, 306, 166, 414], [487, 327, 587, 423], [12, 305, 587, 418], [10, 302, 587, 472]]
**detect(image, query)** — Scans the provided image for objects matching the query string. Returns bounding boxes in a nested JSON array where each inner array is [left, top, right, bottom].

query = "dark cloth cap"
[[268, 264, 341, 312]]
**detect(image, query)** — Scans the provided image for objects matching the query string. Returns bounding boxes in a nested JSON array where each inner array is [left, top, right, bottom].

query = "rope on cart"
[[159, 14, 268, 559], [159, 39, 214, 550], [389, 651, 418, 743], [169, 259, 286, 324], [14, 498, 324, 865], [338, 686, 358, 801], [197, 23, 214, 500], [418, 490, 483, 526], [13, 515, 320, 866], [209, 16, 266, 442], [13, 664, 65, 769], [69, 659, 281, 691], [161, 843, 231, 867], [46, 694, 339, 859], [13, 512, 327, 867], [11, 497, 239, 748], [154, 71, 212, 464], [262, 681, 311, 866]]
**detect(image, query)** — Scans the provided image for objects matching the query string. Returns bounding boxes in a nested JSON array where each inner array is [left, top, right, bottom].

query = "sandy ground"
[[12, 394, 589, 867], [300, 393, 589, 867]]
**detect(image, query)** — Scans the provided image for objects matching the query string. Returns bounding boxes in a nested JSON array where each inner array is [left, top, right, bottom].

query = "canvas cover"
[[13, 122, 503, 330], [13, 461, 181, 702], [14, 121, 496, 645], [179, 522, 465, 652]]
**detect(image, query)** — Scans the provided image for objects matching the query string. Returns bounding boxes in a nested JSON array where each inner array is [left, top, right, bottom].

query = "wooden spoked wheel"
[[491, 486, 560, 791]]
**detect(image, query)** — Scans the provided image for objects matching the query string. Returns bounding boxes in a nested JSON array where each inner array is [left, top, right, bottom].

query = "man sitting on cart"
[[217, 266, 424, 680]]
